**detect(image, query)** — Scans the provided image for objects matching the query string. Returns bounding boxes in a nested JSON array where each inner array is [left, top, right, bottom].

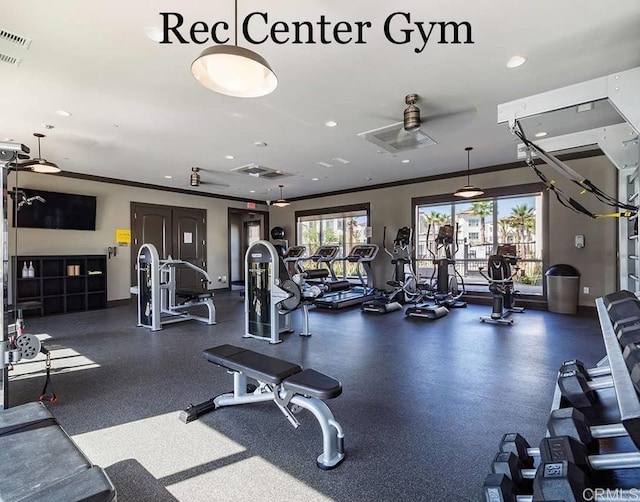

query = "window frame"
[[411, 183, 549, 298]]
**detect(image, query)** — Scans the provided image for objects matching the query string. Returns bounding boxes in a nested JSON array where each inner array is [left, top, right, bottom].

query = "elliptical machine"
[[362, 227, 417, 314], [424, 224, 467, 308], [478, 244, 525, 325]]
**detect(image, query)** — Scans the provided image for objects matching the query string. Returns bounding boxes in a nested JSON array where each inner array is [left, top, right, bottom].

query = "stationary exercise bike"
[[478, 244, 525, 325], [362, 226, 418, 314]]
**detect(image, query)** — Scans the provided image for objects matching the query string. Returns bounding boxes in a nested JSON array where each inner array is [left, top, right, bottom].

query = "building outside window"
[[415, 192, 543, 295], [297, 205, 369, 279]]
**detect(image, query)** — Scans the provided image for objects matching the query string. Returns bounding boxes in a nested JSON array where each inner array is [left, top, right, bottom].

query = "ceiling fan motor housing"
[[403, 93, 420, 131], [190, 167, 200, 186]]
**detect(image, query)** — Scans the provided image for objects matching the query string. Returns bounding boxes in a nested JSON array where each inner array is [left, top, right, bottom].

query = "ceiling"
[[1, 1, 639, 202]]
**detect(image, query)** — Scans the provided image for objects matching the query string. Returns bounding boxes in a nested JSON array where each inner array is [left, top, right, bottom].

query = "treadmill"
[[282, 245, 307, 276], [313, 244, 379, 309], [297, 245, 340, 281]]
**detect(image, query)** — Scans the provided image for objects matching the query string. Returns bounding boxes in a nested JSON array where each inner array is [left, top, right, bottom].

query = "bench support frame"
[[185, 370, 345, 469]]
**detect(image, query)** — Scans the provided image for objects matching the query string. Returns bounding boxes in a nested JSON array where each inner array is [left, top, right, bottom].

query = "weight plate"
[[278, 280, 301, 312], [15, 334, 41, 360]]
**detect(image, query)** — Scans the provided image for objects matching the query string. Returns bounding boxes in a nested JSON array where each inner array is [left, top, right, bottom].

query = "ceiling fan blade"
[[200, 180, 231, 187]]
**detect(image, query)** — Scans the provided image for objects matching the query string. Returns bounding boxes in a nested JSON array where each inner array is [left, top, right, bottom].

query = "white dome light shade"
[[191, 45, 277, 98]]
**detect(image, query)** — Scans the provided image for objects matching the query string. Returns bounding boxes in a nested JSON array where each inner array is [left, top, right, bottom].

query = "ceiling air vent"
[[0, 30, 32, 48], [358, 122, 437, 153], [231, 163, 292, 180], [0, 53, 21, 66]]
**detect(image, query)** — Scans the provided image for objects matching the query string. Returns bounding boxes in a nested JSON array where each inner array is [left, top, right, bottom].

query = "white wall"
[[268, 155, 618, 307], [9, 171, 267, 301]]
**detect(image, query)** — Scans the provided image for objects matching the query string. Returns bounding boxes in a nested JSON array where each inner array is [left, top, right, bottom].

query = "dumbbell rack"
[[483, 292, 640, 500], [587, 298, 640, 444]]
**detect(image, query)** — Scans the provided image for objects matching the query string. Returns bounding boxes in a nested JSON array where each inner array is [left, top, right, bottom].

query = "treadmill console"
[[347, 244, 379, 261], [312, 246, 340, 261], [283, 246, 306, 260]]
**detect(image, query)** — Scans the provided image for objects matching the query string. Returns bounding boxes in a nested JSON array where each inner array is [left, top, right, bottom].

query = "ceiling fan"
[[189, 167, 230, 188], [358, 93, 478, 152]]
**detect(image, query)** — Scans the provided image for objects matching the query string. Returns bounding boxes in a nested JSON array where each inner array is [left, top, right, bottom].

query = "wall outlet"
[[221, 276, 227, 283], [583, 286, 589, 294]]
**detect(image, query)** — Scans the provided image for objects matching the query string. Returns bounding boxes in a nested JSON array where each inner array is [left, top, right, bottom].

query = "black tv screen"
[[13, 188, 97, 231]]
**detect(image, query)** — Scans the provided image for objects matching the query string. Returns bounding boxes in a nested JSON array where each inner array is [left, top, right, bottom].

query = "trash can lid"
[[545, 264, 580, 277]]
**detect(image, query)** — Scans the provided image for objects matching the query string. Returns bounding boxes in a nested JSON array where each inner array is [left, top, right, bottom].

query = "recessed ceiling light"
[[254, 141, 267, 148], [250, 190, 256, 193], [506, 56, 526, 68], [43, 124, 55, 129], [164, 175, 173, 179], [325, 121, 338, 127], [4, 138, 13, 141], [534, 131, 548, 138], [56, 110, 71, 117], [401, 159, 410, 164], [312, 178, 319, 181], [366, 177, 372, 181], [143, 26, 164, 42], [225, 155, 234, 160]]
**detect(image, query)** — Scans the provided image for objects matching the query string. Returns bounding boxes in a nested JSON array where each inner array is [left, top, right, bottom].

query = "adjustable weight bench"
[[0, 402, 116, 501], [179, 344, 345, 469]]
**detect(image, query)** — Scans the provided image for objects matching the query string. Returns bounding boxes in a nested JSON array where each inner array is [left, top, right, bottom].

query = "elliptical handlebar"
[[478, 265, 519, 284]]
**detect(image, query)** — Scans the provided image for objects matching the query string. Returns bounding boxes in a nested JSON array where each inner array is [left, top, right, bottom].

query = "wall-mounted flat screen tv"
[[13, 188, 97, 231]]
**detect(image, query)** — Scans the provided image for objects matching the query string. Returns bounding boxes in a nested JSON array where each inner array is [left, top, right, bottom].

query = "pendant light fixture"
[[27, 133, 61, 173], [191, 0, 277, 98], [454, 147, 484, 198], [272, 185, 290, 207]]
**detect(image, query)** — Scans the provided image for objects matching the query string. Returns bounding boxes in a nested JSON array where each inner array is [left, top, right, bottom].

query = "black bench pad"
[[176, 290, 214, 300], [203, 344, 302, 385], [0, 401, 55, 436], [0, 402, 116, 501], [283, 369, 343, 400]]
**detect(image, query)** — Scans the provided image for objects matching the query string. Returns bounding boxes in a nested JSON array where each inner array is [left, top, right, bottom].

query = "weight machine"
[[245, 240, 348, 343], [478, 244, 525, 325], [135, 243, 216, 331], [0, 142, 57, 408]]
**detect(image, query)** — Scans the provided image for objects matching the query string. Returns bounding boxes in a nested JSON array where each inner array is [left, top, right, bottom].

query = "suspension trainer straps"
[[39, 349, 57, 403]]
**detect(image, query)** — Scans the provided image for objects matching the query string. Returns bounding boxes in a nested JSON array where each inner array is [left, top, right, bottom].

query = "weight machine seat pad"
[[20, 466, 116, 502], [176, 290, 214, 300], [282, 368, 343, 400], [202, 344, 302, 385], [0, 406, 115, 501], [0, 401, 54, 436]]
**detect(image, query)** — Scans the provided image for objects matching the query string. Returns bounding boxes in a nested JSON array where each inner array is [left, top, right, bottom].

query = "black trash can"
[[545, 264, 581, 314]]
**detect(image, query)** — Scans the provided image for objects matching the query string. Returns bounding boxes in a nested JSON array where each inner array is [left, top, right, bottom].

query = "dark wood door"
[[172, 207, 206, 291], [131, 203, 206, 291]]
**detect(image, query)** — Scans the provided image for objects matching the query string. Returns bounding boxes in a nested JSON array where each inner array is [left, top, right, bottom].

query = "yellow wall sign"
[[116, 228, 131, 245]]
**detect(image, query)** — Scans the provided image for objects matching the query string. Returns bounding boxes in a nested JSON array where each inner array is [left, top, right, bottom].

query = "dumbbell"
[[486, 435, 640, 501], [622, 341, 640, 395], [483, 467, 636, 501], [557, 359, 613, 408], [546, 407, 634, 453], [604, 290, 640, 323]]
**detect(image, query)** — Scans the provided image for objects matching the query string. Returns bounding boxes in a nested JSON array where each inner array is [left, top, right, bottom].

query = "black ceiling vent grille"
[[0, 52, 21, 66], [0, 29, 32, 48]]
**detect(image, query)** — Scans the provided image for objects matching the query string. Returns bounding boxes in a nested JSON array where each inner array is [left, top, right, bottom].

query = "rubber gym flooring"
[[10, 293, 605, 501]]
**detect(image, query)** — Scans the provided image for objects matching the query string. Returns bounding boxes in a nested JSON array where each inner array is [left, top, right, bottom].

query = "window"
[[296, 204, 370, 279], [414, 186, 544, 295]]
